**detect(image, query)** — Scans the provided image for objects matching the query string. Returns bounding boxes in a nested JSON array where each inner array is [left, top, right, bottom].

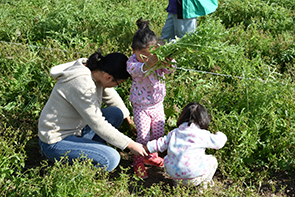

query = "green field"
[[0, 0, 294, 196]]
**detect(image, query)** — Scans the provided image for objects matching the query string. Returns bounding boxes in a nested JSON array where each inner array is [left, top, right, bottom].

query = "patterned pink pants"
[[133, 103, 165, 145]]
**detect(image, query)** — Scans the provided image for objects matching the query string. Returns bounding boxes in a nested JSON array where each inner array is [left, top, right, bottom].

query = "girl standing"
[[127, 18, 175, 179], [145, 102, 227, 188]]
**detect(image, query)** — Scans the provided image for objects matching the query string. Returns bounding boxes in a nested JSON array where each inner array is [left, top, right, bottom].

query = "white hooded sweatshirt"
[[38, 58, 131, 150]]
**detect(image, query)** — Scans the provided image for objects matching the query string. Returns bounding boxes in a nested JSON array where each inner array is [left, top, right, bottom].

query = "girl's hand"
[[161, 57, 173, 68], [146, 55, 158, 69], [127, 141, 148, 157]]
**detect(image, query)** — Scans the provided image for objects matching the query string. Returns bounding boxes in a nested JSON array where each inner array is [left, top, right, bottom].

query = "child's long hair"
[[131, 18, 157, 51], [176, 102, 210, 130]]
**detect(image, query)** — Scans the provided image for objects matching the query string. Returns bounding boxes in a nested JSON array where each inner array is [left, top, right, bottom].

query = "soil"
[[25, 137, 295, 197], [113, 150, 295, 197]]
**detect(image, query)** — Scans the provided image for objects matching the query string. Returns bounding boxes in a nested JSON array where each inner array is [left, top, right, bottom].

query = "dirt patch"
[[112, 150, 295, 197], [25, 137, 295, 197], [115, 150, 174, 188]]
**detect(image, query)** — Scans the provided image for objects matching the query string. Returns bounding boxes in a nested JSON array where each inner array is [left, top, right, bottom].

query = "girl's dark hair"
[[131, 18, 157, 50], [86, 49, 130, 80], [176, 102, 211, 130]]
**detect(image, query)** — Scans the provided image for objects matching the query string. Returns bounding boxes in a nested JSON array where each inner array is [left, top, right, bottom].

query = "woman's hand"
[[127, 141, 148, 157], [143, 145, 150, 154], [125, 116, 137, 136]]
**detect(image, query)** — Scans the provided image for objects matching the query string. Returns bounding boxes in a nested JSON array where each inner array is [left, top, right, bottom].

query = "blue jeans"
[[160, 13, 197, 41], [39, 106, 124, 172]]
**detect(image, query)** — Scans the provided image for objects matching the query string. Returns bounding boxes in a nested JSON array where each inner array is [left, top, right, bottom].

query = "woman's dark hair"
[[176, 102, 211, 130], [86, 49, 130, 80], [131, 18, 157, 50]]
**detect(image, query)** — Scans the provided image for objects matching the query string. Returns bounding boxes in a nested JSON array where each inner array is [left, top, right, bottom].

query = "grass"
[[0, 0, 295, 196]]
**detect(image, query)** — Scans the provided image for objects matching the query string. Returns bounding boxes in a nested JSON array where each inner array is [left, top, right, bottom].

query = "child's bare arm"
[[142, 55, 159, 71]]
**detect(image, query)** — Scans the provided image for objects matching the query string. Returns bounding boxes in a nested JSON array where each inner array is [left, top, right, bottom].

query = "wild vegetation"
[[0, 0, 294, 196]]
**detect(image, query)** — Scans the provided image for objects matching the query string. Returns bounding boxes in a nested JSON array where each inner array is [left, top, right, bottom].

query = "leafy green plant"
[[217, 0, 294, 34], [0, 139, 25, 189], [0, 0, 294, 196], [149, 19, 241, 75]]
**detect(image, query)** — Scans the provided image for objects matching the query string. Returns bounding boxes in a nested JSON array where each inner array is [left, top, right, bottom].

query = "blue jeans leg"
[[173, 15, 197, 38], [160, 13, 176, 41], [160, 13, 197, 41], [39, 136, 120, 172], [82, 106, 124, 142], [39, 106, 124, 172]]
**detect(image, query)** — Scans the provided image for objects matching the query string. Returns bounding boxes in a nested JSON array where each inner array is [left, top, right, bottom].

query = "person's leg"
[[82, 106, 124, 142], [144, 104, 165, 167], [39, 136, 120, 172], [174, 178, 201, 186], [101, 106, 124, 129], [39, 106, 124, 172], [159, 13, 176, 41], [201, 155, 218, 187], [132, 107, 151, 178], [173, 156, 217, 188], [133, 107, 151, 145], [150, 104, 165, 141], [173, 15, 197, 38], [189, 155, 218, 188]]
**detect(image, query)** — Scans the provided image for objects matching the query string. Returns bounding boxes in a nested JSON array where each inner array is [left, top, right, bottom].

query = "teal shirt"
[[177, 0, 218, 19]]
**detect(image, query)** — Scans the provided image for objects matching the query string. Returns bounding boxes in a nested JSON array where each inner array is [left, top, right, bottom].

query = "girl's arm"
[[127, 54, 158, 77], [127, 61, 145, 78], [206, 131, 227, 149], [146, 130, 173, 153], [127, 54, 147, 78], [159, 58, 176, 74], [142, 55, 158, 71]]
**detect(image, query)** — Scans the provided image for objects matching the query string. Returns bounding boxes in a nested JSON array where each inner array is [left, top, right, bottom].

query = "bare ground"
[[113, 150, 295, 197], [25, 137, 295, 197]]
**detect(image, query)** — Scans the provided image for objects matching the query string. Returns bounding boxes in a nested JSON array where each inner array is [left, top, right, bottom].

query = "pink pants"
[[133, 103, 165, 145]]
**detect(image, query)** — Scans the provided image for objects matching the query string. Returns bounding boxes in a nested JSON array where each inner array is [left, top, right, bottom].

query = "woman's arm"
[[102, 87, 130, 118], [66, 79, 131, 150]]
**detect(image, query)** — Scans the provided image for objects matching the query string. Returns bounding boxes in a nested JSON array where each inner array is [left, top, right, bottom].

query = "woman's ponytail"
[[86, 49, 104, 71], [86, 49, 130, 80]]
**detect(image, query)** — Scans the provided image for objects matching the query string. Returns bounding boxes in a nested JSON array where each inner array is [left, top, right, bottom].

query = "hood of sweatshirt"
[[50, 58, 90, 83]]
